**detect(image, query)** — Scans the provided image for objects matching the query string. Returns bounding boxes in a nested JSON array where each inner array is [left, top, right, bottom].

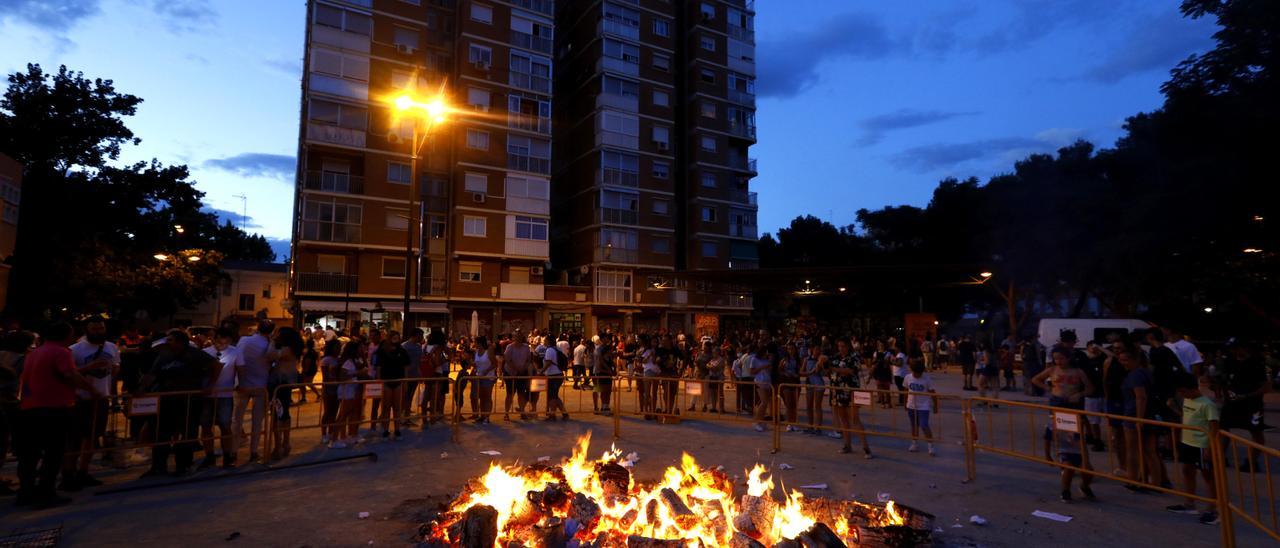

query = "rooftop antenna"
[[232, 194, 247, 230]]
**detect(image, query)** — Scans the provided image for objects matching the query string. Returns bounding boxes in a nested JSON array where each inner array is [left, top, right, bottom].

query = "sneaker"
[[1199, 511, 1220, 525], [1080, 485, 1096, 501], [1061, 490, 1072, 503], [785, 425, 797, 433], [908, 442, 919, 452], [1166, 504, 1198, 515], [863, 448, 874, 460], [928, 444, 936, 456], [826, 431, 842, 439], [321, 435, 330, 444], [754, 423, 766, 432]]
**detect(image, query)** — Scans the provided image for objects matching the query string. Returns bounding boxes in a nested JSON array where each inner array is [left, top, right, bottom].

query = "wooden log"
[[689, 497, 728, 541], [596, 462, 631, 499], [796, 522, 846, 548], [730, 532, 767, 548], [625, 535, 687, 548], [534, 517, 568, 548], [570, 492, 603, 532], [619, 508, 639, 529], [527, 481, 572, 513], [658, 487, 697, 528], [736, 494, 777, 541], [771, 540, 800, 548], [853, 525, 930, 548], [458, 505, 499, 548], [644, 498, 659, 526]]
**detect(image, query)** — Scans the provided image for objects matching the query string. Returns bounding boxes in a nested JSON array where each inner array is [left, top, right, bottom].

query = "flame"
[[431, 432, 903, 547]]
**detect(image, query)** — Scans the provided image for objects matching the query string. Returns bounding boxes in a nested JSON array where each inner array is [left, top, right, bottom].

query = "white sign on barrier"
[[129, 396, 159, 416], [364, 383, 383, 399], [853, 391, 873, 407], [529, 377, 548, 393], [1053, 411, 1080, 433], [685, 382, 704, 396]]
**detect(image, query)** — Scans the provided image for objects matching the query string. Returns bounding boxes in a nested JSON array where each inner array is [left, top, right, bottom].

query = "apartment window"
[[603, 2, 640, 39], [465, 172, 487, 194], [238, 294, 256, 312], [315, 4, 371, 35], [466, 129, 490, 150], [651, 161, 669, 179], [595, 270, 632, 304], [467, 87, 490, 111], [730, 72, 756, 95], [701, 172, 717, 188], [463, 216, 487, 237], [601, 150, 639, 187], [653, 54, 670, 72], [429, 215, 446, 239], [600, 111, 639, 136], [385, 207, 409, 230], [653, 19, 670, 37], [506, 176, 550, 199], [601, 228, 638, 252], [603, 39, 640, 65], [317, 254, 345, 274], [700, 2, 715, 19], [652, 237, 671, 254], [701, 206, 717, 222], [702, 240, 719, 258], [262, 284, 273, 299], [700, 35, 716, 51], [302, 198, 362, 242], [510, 51, 551, 93], [511, 15, 554, 54], [387, 161, 411, 185], [652, 199, 670, 215], [700, 68, 716, 84], [601, 190, 639, 224], [309, 99, 367, 130], [468, 44, 492, 66], [507, 135, 551, 174], [602, 75, 639, 98], [381, 257, 407, 278], [700, 101, 716, 118], [514, 215, 548, 241], [651, 126, 670, 149], [470, 3, 493, 24], [701, 136, 717, 152], [459, 263, 482, 283], [310, 49, 369, 82], [393, 26, 419, 50], [652, 90, 669, 107]]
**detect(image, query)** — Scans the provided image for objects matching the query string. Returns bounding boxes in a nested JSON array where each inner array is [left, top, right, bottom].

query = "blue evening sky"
[[0, 0, 1217, 258]]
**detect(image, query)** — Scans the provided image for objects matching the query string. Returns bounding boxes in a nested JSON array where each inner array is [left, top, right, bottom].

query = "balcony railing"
[[508, 113, 551, 134], [728, 25, 754, 43], [420, 277, 447, 296], [297, 272, 357, 293], [749, 191, 758, 205], [304, 170, 364, 194], [601, 19, 640, 40], [300, 221, 361, 243], [600, 207, 638, 225], [507, 0, 553, 16], [727, 88, 756, 106], [728, 156, 758, 173], [727, 120, 757, 139], [595, 246, 638, 264], [509, 73, 551, 94], [510, 30, 553, 54], [507, 154, 551, 175], [601, 168, 639, 187], [729, 224, 758, 238]]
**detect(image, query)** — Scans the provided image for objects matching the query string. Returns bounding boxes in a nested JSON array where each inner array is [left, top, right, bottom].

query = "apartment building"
[[550, 0, 757, 336], [0, 153, 21, 312]]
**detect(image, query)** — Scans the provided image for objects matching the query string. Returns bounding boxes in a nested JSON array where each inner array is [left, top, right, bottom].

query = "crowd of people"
[[0, 315, 1274, 527]]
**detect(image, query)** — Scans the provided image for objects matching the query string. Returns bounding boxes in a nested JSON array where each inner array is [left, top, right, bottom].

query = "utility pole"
[[232, 194, 248, 230]]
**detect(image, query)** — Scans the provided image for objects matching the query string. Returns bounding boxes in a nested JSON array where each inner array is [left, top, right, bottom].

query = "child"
[[904, 359, 937, 455], [1165, 374, 1220, 525]]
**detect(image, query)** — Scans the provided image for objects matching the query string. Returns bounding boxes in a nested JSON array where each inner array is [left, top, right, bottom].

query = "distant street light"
[[187, 255, 201, 262], [1204, 307, 1214, 313], [1243, 248, 1263, 253], [838, 287, 847, 292], [153, 253, 169, 261], [174, 224, 185, 233], [979, 271, 993, 279]]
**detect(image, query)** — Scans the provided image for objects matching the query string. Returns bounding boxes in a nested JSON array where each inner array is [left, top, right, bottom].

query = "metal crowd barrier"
[[1218, 430, 1280, 545]]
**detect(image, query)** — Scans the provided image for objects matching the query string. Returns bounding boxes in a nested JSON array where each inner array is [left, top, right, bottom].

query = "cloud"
[[756, 12, 896, 99], [973, 0, 1125, 54], [204, 153, 296, 180], [1075, 11, 1216, 83], [0, 0, 100, 31], [205, 207, 261, 230], [263, 57, 301, 76], [149, 0, 216, 31], [856, 109, 979, 146], [890, 137, 1049, 172]]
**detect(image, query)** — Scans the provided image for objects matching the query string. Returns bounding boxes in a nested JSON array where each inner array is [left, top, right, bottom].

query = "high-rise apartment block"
[[290, 0, 756, 337]]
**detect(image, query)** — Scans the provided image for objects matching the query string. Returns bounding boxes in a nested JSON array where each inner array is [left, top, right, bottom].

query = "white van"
[[1037, 318, 1153, 347]]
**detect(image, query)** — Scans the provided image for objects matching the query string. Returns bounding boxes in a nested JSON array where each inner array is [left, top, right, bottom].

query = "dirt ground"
[[1, 368, 1275, 547]]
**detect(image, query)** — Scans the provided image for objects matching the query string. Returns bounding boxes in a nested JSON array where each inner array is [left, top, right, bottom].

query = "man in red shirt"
[[16, 322, 102, 509]]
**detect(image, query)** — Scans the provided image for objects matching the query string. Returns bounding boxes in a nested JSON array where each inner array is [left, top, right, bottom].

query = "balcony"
[[508, 0, 553, 16], [728, 156, 758, 174], [509, 73, 551, 94], [500, 282, 545, 300], [306, 123, 366, 148], [420, 277, 447, 296], [300, 221, 361, 243], [600, 208, 638, 225], [596, 93, 638, 112], [507, 154, 550, 175], [601, 19, 640, 40], [727, 88, 756, 107], [595, 245, 638, 264], [504, 238, 549, 258], [600, 168, 638, 188], [510, 30, 553, 54], [729, 224, 758, 239], [303, 170, 364, 194], [727, 119, 757, 140], [598, 57, 639, 77], [728, 25, 754, 43], [296, 272, 357, 294], [508, 113, 551, 135]]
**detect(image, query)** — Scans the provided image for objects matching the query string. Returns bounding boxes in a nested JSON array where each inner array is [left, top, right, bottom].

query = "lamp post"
[[390, 89, 450, 331]]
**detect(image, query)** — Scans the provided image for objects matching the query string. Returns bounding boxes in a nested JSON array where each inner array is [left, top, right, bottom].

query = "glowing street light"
[[1203, 307, 1214, 313], [174, 224, 185, 233], [979, 271, 993, 279], [1243, 248, 1263, 254], [153, 253, 169, 261], [187, 255, 202, 262]]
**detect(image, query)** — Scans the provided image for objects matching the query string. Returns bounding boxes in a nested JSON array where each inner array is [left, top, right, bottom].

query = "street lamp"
[[153, 253, 169, 261], [979, 271, 993, 279], [389, 85, 452, 330]]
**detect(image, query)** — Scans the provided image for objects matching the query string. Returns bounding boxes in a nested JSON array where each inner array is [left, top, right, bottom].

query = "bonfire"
[[419, 433, 933, 548]]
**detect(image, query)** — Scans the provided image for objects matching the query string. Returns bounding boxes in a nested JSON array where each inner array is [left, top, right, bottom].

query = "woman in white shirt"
[[332, 341, 368, 448], [751, 345, 773, 432], [638, 337, 659, 417], [472, 336, 496, 424]]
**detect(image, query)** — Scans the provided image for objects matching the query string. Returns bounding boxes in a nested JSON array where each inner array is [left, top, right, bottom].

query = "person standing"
[[799, 344, 827, 435], [539, 337, 569, 421], [373, 336, 409, 439], [199, 328, 241, 469], [1118, 346, 1168, 489], [891, 344, 909, 407], [1031, 347, 1097, 502], [318, 340, 342, 445], [0, 330, 34, 496], [904, 358, 937, 455], [1219, 340, 1270, 471], [143, 330, 218, 478], [502, 330, 533, 420], [1021, 335, 1046, 396], [592, 337, 615, 415], [62, 317, 118, 491], [233, 320, 274, 463], [957, 335, 977, 391], [472, 336, 497, 423], [1166, 374, 1221, 525], [750, 345, 773, 432], [15, 323, 102, 508], [829, 338, 872, 458], [399, 329, 424, 426], [572, 337, 589, 390]]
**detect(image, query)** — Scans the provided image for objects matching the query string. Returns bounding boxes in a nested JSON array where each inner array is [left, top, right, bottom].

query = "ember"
[[422, 433, 932, 547]]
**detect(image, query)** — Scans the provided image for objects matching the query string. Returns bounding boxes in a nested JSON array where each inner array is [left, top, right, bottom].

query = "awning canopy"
[[298, 300, 449, 314]]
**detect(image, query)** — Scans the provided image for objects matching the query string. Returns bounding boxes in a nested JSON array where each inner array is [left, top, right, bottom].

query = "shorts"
[[1058, 452, 1083, 467], [73, 398, 109, 441], [1083, 397, 1104, 426], [509, 377, 530, 396], [1105, 400, 1125, 428], [907, 408, 930, 430], [1222, 398, 1265, 433], [200, 397, 234, 429], [961, 362, 975, 375], [1177, 442, 1211, 471], [593, 378, 612, 393], [806, 375, 825, 387]]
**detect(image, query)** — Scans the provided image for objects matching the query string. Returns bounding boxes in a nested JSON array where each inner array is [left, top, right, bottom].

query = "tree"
[[0, 64, 274, 321]]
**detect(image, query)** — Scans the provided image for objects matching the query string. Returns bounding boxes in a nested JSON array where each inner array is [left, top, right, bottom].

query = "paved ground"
[[1, 366, 1276, 547]]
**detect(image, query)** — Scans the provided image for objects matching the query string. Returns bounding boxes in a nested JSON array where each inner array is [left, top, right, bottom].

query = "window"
[[600, 111, 639, 136], [602, 75, 639, 98], [651, 161, 669, 179], [700, 2, 715, 19], [468, 44, 492, 66], [700, 101, 716, 118], [385, 207, 409, 230], [315, 4, 371, 35], [465, 172, 488, 193], [510, 51, 551, 93], [508, 93, 552, 133], [382, 257, 406, 278], [701, 172, 717, 187], [653, 19, 670, 37], [309, 99, 367, 130], [651, 126, 670, 149], [601, 228, 638, 252], [514, 216, 548, 240], [466, 129, 490, 150], [601, 190, 639, 224], [470, 3, 493, 23], [511, 15, 554, 54], [653, 54, 670, 72], [700, 35, 716, 51], [701, 135, 717, 152], [602, 151, 639, 186], [700, 68, 716, 84], [310, 49, 369, 81], [317, 254, 345, 274], [652, 237, 671, 254], [603, 2, 640, 38], [603, 39, 640, 64], [507, 135, 551, 174], [467, 87, 490, 111], [302, 199, 362, 242], [652, 199, 670, 215], [595, 270, 632, 304], [238, 294, 256, 312], [701, 206, 717, 222], [459, 263, 482, 282], [393, 26, 419, 50], [387, 161, 411, 185], [652, 90, 669, 107], [506, 176, 550, 199], [702, 240, 719, 258], [429, 215, 446, 239], [463, 216, 487, 237], [262, 284, 273, 299]]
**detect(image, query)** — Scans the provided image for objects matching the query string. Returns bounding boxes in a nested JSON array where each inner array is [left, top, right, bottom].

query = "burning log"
[[596, 461, 631, 500], [569, 492, 602, 531], [852, 525, 931, 548], [625, 535, 687, 548], [734, 494, 777, 540], [657, 488, 697, 528], [730, 532, 767, 548], [457, 505, 499, 548], [533, 517, 568, 548], [528, 482, 572, 513], [690, 497, 729, 541], [644, 498, 659, 525], [796, 522, 845, 548]]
